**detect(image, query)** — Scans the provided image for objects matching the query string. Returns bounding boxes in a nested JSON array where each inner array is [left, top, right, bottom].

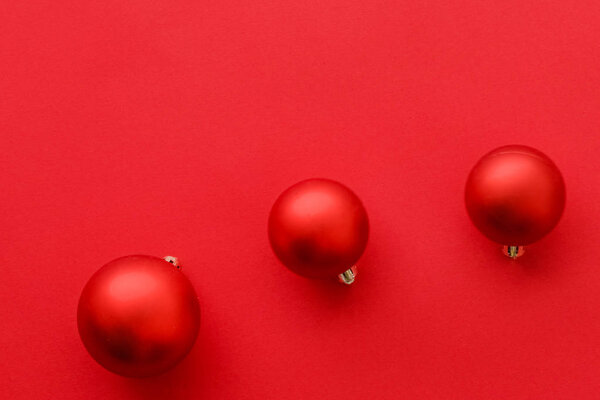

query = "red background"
[[2, 1, 600, 398]]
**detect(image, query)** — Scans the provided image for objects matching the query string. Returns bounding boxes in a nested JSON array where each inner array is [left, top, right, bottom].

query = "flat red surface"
[[2, 1, 600, 398]]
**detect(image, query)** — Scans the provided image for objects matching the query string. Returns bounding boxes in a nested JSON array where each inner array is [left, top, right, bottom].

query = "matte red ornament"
[[465, 145, 566, 257], [268, 178, 369, 284], [77, 255, 200, 377]]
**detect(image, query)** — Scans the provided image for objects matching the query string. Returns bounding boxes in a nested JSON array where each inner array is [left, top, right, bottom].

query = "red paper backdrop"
[[2, 1, 600, 398]]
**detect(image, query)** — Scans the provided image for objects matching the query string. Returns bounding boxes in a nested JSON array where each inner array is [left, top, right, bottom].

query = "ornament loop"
[[338, 266, 357, 285]]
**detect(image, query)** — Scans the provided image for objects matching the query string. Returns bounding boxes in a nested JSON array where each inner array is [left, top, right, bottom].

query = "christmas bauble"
[[465, 145, 566, 246], [77, 255, 200, 377], [268, 178, 369, 282]]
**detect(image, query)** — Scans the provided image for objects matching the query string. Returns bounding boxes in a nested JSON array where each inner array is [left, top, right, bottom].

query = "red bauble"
[[465, 145, 566, 246], [268, 178, 369, 281], [77, 255, 200, 377]]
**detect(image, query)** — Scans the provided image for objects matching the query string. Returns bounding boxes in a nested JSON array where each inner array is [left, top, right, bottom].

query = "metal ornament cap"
[[503, 245, 525, 259], [338, 266, 358, 285]]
